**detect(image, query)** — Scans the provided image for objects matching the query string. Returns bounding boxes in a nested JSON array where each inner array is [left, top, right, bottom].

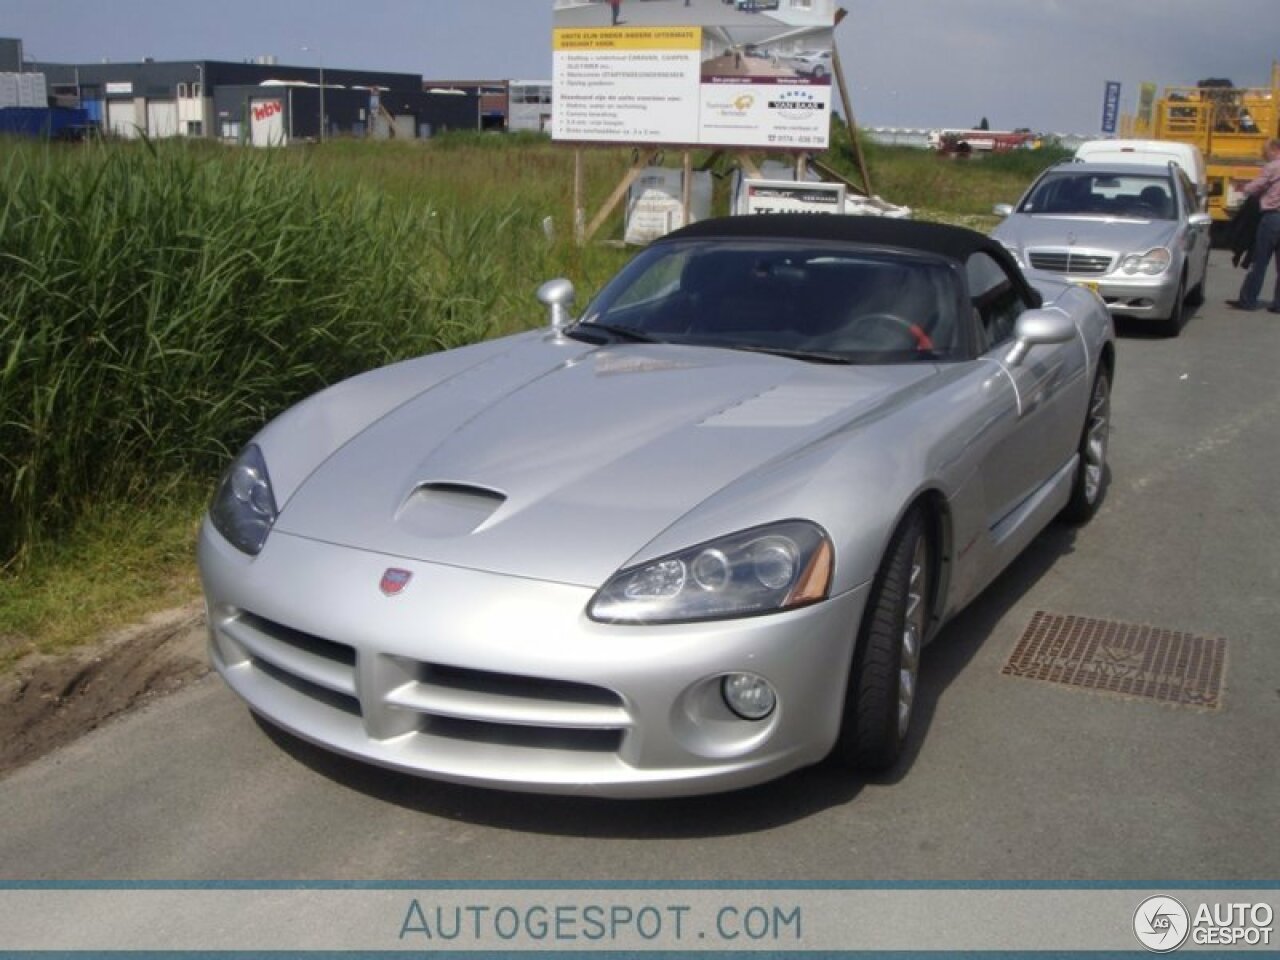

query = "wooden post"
[[832, 8, 873, 196], [581, 148, 661, 243], [573, 149, 585, 244], [681, 150, 693, 228]]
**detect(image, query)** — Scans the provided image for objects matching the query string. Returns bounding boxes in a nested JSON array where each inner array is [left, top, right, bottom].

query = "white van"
[[1073, 139, 1208, 210]]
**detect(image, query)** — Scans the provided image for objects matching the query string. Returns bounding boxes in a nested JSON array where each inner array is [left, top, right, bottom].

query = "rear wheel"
[[833, 507, 931, 772], [1061, 369, 1110, 524]]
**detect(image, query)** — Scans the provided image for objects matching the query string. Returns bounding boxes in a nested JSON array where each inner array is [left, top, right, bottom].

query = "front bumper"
[[1024, 256, 1182, 320], [198, 521, 869, 797]]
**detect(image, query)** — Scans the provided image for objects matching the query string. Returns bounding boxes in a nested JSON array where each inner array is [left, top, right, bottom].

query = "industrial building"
[[27, 58, 481, 145], [422, 79, 552, 133], [1, 38, 562, 144]]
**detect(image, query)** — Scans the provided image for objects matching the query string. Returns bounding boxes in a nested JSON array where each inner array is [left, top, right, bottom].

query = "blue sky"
[[3, 0, 1277, 134]]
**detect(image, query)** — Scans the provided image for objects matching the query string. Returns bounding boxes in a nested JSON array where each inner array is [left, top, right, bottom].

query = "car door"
[[966, 252, 1087, 537], [1175, 167, 1211, 289]]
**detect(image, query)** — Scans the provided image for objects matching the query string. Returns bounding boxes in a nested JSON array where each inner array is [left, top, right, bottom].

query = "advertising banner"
[[624, 167, 713, 245], [1101, 80, 1122, 134], [741, 178, 845, 215], [552, 0, 837, 150]]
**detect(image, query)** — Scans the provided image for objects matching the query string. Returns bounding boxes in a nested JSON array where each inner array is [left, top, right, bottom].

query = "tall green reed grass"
[[0, 137, 626, 566]]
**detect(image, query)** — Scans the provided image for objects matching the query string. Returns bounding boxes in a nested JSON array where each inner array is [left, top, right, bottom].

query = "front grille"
[[253, 657, 362, 717], [423, 715, 623, 753], [226, 611, 630, 754], [384, 658, 630, 752], [1028, 251, 1113, 275], [420, 662, 623, 707], [225, 612, 360, 712]]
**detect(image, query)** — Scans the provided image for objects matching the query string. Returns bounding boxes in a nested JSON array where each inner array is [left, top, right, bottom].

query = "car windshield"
[[575, 240, 960, 364], [1019, 172, 1176, 220]]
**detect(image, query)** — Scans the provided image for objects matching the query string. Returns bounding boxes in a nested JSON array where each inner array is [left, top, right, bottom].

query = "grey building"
[[0, 38, 23, 73], [32, 57, 479, 144]]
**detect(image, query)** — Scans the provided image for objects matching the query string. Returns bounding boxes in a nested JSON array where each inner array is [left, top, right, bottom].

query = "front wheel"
[[1061, 369, 1110, 524], [1163, 273, 1186, 337], [833, 507, 931, 772]]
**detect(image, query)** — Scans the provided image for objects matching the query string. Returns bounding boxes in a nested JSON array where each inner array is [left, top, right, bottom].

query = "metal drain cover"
[[1002, 611, 1225, 709]]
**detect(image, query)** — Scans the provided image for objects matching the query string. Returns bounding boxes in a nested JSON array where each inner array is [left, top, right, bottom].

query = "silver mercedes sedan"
[[992, 160, 1212, 337], [199, 215, 1114, 797]]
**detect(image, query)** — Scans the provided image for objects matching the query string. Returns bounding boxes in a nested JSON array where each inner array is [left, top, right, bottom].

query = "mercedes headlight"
[[1119, 247, 1171, 276], [588, 520, 833, 624], [999, 243, 1025, 269], [209, 443, 278, 556]]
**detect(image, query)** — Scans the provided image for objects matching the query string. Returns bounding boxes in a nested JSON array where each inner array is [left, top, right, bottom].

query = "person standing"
[[1228, 138, 1280, 313], [609, 0, 621, 25]]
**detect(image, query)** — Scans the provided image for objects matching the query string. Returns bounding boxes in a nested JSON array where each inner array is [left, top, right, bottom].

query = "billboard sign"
[[741, 179, 845, 215], [552, 0, 837, 150]]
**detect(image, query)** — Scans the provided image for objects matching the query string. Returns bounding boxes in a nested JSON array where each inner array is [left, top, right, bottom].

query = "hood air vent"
[[396, 483, 506, 538]]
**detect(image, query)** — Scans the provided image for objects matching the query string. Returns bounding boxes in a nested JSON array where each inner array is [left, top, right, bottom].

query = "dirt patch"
[[0, 604, 210, 777]]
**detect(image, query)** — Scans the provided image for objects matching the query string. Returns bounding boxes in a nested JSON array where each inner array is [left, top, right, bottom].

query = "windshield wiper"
[[726, 344, 854, 365], [568, 322, 660, 345]]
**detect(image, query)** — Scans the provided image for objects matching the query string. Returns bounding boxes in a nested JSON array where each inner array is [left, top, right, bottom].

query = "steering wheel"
[[846, 312, 935, 351]]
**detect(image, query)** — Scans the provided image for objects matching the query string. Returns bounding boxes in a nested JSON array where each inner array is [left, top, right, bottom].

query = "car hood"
[[994, 214, 1177, 254], [274, 336, 936, 586]]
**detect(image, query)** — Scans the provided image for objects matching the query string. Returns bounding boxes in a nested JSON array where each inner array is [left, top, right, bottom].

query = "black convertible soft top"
[[666, 213, 1041, 306]]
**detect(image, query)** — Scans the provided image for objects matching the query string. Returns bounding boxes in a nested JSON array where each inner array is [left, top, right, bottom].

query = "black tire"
[[1186, 249, 1211, 308], [1186, 275, 1206, 308], [833, 507, 931, 772], [1163, 273, 1186, 337], [1061, 369, 1110, 524]]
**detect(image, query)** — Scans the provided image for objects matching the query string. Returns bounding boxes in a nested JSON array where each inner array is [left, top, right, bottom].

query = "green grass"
[[828, 127, 1072, 217], [0, 131, 1063, 661], [0, 485, 206, 665]]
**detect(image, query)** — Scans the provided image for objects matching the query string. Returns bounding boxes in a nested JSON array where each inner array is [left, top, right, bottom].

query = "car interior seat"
[[1138, 185, 1173, 218]]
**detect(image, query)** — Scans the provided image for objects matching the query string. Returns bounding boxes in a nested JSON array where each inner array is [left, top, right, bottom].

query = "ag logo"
[[1134, 895, 1190, 952]]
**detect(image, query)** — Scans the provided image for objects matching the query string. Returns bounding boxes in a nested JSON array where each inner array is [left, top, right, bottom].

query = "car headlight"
[[588, 520, 833, 624], [1119, 247, 1171, 276], [209, 443, 278, 556]]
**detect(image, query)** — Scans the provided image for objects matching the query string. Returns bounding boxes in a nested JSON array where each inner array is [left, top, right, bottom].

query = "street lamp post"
[[302, 45, 325, 142]]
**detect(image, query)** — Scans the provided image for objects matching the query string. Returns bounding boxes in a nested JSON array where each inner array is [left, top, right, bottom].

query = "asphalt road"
[[2, 249, 1276, 881]]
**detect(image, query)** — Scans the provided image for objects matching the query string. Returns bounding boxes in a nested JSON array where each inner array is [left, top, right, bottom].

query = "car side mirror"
[[537, 278, 576, 332], [993, 203, 1014, 217], [1188, 212, 1212, 228], [1005, 307, 1075, 366]]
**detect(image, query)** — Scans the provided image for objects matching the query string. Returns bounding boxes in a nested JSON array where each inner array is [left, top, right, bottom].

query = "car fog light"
[[722, 673, 777, 721]]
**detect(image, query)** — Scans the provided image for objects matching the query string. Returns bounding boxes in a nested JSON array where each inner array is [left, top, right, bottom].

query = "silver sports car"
[[992, 160, 1212, 337], [199, 215, 1114, 797]]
